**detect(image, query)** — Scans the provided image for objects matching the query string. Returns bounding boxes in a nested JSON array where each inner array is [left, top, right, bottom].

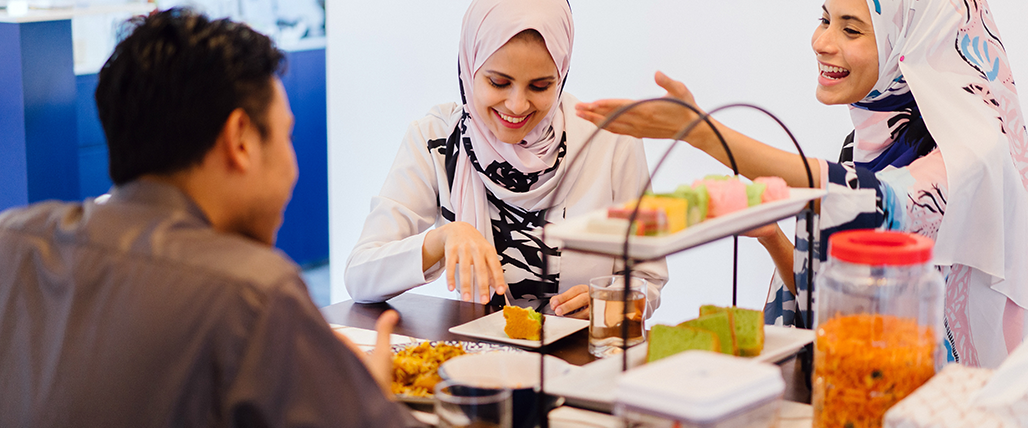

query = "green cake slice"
[[672, 184, 709, 226], [700, 305, 765, 357], [646, 324, 721, 363], [678, 311, 736, 355], [745, 182, 767, 207]]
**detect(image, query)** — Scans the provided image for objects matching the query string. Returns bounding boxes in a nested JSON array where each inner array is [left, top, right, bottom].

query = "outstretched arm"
[[576, 71, 821, 189]]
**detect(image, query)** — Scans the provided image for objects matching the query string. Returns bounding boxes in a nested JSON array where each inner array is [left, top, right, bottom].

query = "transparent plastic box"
[[613, 351, 784, 428]]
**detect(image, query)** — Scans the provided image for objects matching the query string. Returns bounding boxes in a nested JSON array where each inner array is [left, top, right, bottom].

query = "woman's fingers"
[[440, 222, 506, 303], [486, 253, 507, 298], [472, 250, 493, 304], [458, 245, 475, 301], [550, 284, 590, 317], [654, 70, 690, 100]]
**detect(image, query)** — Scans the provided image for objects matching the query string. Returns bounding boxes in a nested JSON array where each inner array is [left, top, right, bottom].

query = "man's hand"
[[335, 310, 400, 396]]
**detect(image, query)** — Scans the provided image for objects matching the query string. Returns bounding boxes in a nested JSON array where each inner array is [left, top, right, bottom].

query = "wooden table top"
[[321, 293, 596, 366], [320, 293, 812, 403]]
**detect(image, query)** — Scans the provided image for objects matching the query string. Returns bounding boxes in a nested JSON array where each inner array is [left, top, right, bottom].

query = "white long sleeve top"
[[345, 94, 668, 315]]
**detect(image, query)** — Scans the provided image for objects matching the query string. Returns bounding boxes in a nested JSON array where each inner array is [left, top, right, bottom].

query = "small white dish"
[[448, 311, 588, 348], [439, 352, 573, 389]]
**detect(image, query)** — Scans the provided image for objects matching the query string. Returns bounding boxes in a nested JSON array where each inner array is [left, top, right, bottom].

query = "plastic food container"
[[613, 351, 784, 428], [813, 230, 945, 428]]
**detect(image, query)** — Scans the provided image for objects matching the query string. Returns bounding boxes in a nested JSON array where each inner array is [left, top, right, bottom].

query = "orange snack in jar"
[[812, 313, 936, 428]]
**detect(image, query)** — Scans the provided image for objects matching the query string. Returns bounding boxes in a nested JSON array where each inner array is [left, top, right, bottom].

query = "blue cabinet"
[[1, 18, 328, 267], [0, 20, 80, 210]]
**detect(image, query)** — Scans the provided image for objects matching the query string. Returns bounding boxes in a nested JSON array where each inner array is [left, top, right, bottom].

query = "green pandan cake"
[[678, 311, 736, 355], [646, 324, 721, 363], [671, 184, 709, 226], [745, 182, 767, 207], [700, 305, 765, 357]]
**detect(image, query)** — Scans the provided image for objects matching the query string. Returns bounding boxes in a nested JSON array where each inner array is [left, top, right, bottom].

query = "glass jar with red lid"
[[812, 230, 945, 428]]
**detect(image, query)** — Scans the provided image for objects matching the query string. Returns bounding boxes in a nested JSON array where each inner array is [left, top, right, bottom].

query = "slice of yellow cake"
[[503, 305, 542, 340]]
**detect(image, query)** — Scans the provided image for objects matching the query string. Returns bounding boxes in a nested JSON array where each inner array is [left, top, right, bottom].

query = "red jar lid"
[[828, 230, 934, 265]]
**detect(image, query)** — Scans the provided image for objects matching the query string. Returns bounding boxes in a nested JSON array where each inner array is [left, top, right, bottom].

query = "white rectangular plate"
[[545, 188, 826, 260], [544, 325, 814, 411], [448, 310, 589, 348]]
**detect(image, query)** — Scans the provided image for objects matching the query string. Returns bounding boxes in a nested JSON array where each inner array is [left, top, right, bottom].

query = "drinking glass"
[[588, 275, 647, 358], [434, 380, 513, 428]]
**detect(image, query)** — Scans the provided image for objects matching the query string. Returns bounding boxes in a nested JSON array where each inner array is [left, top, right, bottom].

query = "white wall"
[[327, 0, 1028, 326]]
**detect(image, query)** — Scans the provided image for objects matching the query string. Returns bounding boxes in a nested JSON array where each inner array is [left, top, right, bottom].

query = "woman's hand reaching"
[[549, 284, 590, 319], [423, 221, 507, 304], [575, 71, 706, 141]]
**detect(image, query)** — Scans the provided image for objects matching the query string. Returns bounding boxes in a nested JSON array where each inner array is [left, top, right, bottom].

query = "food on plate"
[[693, 176, 748, 218], [814, 314, 935, 428], [754, 176, 789, 203], [589, 175, 792, 236], [599, 195, 686, 237], [503, 305, 542, 340], [646, 324, 720, 363], [679, 310, 737, 355], [646, 305, 766, 362], [668, 184, 708, 226], [391, 341, 466, 397], [700, 305, 765, 357], [746, 181, 767, 207]]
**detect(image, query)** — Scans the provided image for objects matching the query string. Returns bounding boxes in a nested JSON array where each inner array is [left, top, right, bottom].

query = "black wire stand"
[[531, 98, 816, 428]]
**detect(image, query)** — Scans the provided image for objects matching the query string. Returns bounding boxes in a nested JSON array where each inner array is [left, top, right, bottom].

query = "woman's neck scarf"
[[452, 0, 578, 245], [854, 0, 1028, 307]]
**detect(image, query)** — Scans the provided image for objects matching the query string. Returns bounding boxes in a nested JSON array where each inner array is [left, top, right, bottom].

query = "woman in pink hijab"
[[346, 0, 668, 318]]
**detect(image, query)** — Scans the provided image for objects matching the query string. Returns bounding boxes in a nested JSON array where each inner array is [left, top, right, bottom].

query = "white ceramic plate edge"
[[447, 311, 589, 348]]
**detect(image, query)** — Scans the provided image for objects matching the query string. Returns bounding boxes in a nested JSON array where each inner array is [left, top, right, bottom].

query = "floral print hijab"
[[852, 0, 1028, 308]]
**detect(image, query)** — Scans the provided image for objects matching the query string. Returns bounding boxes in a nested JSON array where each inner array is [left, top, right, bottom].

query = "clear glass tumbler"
[[588, 275, 647, 358], [434, 380, 512, 428]]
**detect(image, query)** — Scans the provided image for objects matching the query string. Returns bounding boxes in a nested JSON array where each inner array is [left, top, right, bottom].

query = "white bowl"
[[439, 352, 572, 389]]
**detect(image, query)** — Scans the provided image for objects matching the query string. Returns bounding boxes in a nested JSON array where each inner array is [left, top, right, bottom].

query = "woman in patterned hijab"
[[576, 0, 1027, 367]]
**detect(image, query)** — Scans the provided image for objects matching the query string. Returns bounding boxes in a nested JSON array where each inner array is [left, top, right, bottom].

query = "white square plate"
[[448, 310, 589, 348]]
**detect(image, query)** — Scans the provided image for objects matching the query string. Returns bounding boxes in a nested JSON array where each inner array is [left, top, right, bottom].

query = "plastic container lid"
[[828, 230, 934, 266], [614, 351, 784, 423]]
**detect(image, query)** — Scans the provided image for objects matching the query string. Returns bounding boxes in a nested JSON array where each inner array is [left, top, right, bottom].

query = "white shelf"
[[0, 3, 154, 23], [545, 188, 825, 261]]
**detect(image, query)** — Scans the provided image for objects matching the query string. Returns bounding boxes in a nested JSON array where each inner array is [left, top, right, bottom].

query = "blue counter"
[[1, 17, 328, 267]]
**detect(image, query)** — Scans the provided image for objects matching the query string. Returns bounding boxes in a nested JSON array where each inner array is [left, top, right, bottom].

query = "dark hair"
[[96, 8, 286, 185]]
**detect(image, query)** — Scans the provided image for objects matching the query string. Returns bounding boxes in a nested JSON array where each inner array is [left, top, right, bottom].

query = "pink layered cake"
[[693, 178, 748, 218], [754, 176, 789, 203], [590, 175, 793, 236]]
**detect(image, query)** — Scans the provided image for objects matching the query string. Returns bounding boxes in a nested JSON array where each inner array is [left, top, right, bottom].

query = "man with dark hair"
[[0, 9, 419, 427]]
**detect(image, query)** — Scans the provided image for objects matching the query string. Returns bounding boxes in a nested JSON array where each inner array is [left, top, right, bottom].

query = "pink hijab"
[[451, 0, 577, 244]]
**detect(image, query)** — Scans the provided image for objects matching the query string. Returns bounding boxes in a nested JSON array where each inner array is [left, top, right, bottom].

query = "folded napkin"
[[883, 357, 1028, 427], [328, 324, 420, 353], [970, 339, 1028, 409]]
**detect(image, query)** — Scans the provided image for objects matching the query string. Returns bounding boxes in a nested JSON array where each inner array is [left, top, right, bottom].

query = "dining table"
[[320, 293, 814, 425]]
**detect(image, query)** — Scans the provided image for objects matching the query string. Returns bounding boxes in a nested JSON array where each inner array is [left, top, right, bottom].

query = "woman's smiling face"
[[472, 31, 559, 145], [812, 0, 879, 105]]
